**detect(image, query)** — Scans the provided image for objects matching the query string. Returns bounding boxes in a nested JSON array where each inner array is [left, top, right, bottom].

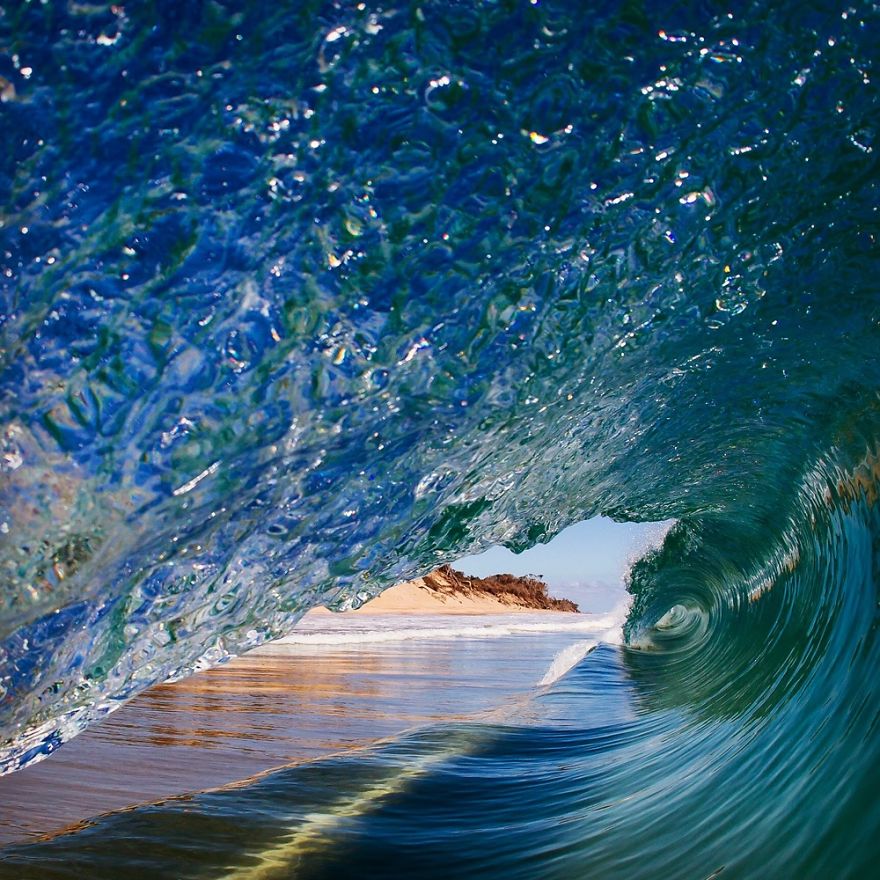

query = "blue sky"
[[454, 517, 671, 612]]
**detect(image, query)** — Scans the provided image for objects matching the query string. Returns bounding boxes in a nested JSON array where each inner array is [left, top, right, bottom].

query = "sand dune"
[[306, 567, 579, 617]]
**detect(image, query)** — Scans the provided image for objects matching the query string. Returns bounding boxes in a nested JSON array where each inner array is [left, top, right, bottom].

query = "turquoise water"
[[1, 0, 879, 875]]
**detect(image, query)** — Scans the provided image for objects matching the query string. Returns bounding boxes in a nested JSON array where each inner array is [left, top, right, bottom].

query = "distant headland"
[[308, 565, 579, 616]]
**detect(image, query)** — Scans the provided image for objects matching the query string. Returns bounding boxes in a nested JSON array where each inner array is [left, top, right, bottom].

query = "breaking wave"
[[1, 10, 879, 876]]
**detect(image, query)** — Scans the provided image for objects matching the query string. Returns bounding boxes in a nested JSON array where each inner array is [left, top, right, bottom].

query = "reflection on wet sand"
[[0, 623, 581, 846]]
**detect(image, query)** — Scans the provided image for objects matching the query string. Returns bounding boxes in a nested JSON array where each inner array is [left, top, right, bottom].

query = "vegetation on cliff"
[[421, 565, 579, 612]]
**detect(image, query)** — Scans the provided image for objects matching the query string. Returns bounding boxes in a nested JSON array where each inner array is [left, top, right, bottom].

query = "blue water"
[[1, 0, 879, 876], [0, 611, 614, 846]]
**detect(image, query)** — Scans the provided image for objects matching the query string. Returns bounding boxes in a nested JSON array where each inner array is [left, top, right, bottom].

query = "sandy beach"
[[305, 575, 573, 617]]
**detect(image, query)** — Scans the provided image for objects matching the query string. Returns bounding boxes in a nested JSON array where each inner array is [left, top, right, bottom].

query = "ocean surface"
[[0, 611, 619, 861], [1, 0, 879, 877]]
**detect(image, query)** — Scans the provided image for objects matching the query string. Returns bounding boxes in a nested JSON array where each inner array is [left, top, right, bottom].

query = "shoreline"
[[0, 607, 596, 848]]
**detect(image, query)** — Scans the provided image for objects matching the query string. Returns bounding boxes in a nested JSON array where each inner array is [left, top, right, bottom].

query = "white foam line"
[[259, 612, 625, 651], [537, 640, 599, 686], [536, 614, 627, 688]]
